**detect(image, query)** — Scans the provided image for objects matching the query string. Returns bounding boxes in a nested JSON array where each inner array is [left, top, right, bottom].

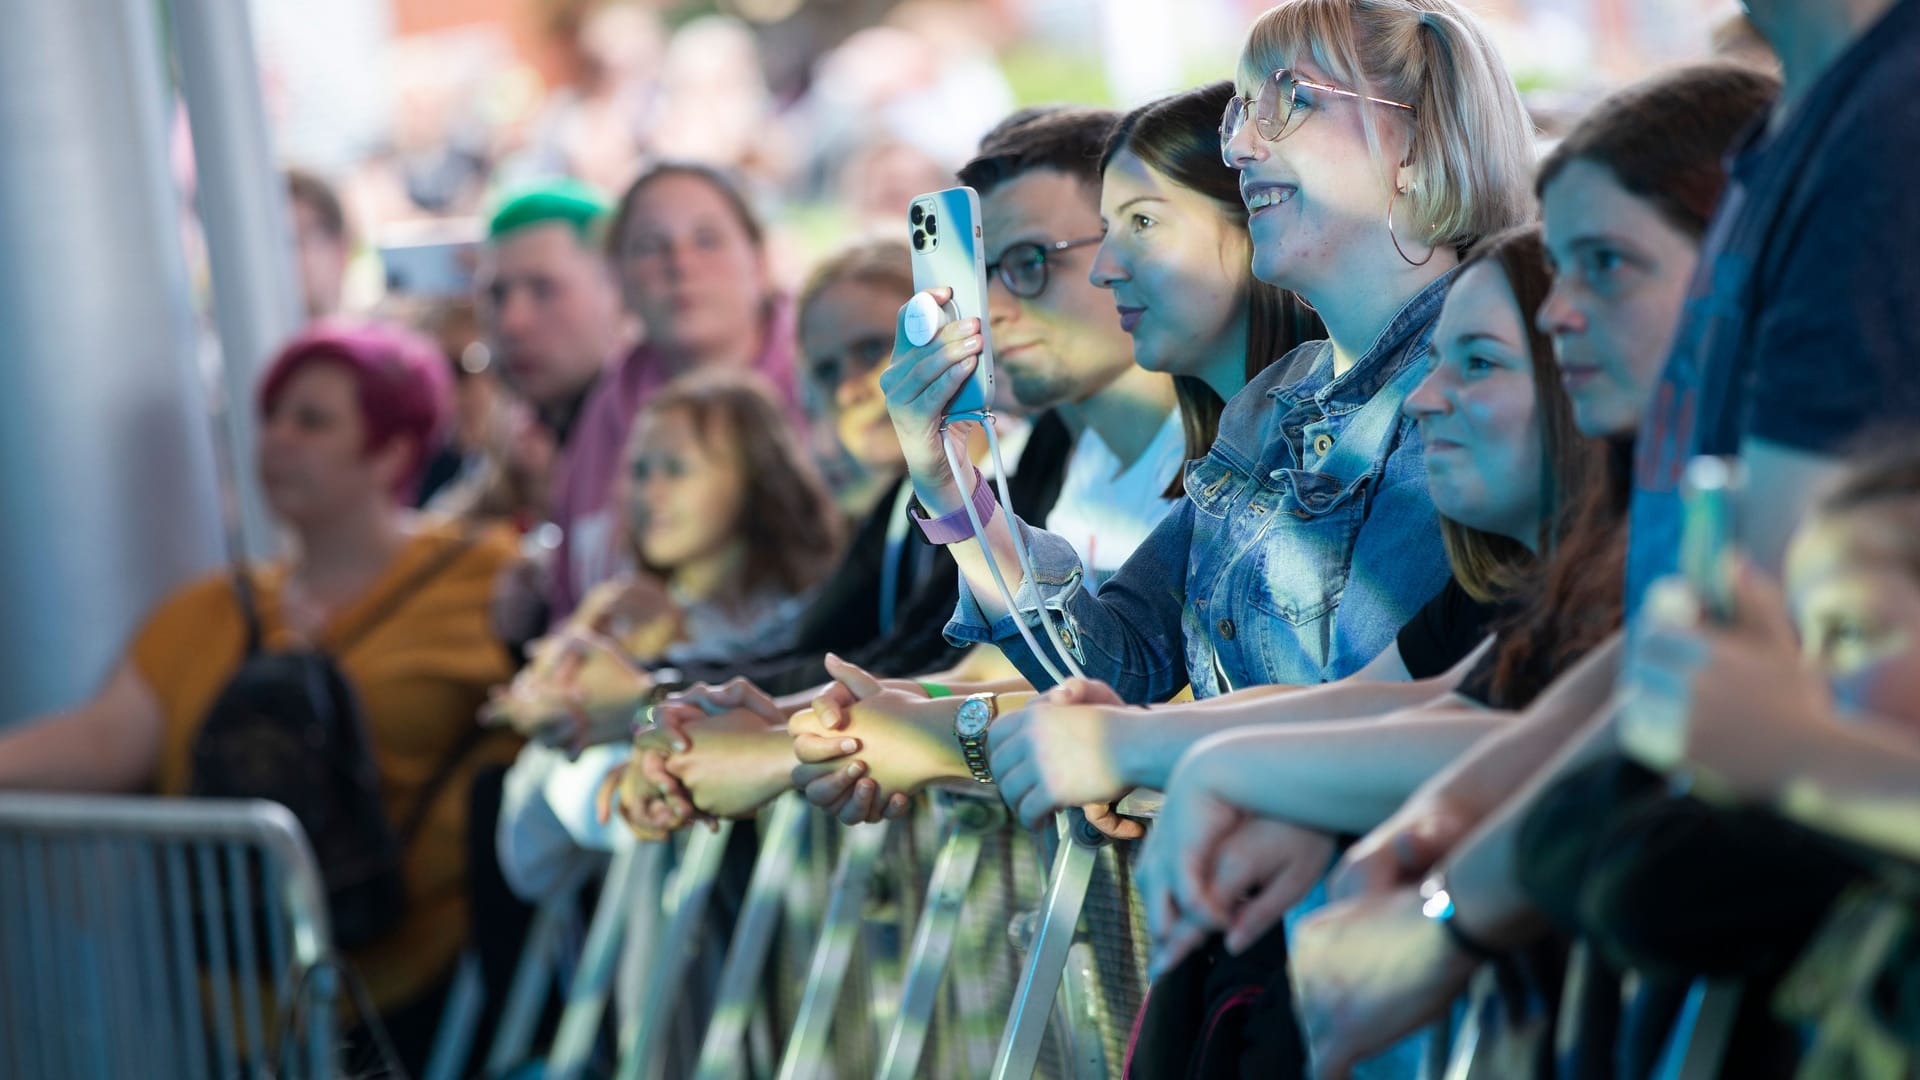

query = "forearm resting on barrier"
[[1775, 723, 1920, 862], [1168, 703, 1514, 838], [0, 660, 164, 792]]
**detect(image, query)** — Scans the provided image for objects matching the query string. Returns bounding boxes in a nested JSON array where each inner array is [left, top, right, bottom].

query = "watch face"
[[955, 697, 991, 738]]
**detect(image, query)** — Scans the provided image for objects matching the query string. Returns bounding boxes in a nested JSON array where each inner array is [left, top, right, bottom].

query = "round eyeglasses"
[[1219, 68, 1415, 165], [985, 236, 1103, 299]]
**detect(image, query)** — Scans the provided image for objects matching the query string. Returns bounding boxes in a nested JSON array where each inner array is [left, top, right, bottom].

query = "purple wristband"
[[910, 471, 998, 544]]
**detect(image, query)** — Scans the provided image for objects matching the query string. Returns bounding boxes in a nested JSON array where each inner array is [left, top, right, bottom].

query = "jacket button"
[[1217, 617, 1236, 641], [1312, 433, 1334, 456], [1059, 626, 1076, 651]]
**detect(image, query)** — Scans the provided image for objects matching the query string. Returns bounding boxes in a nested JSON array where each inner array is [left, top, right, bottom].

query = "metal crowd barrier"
[[0, 793, 336, 1080], [483, 784, 1146, 1079]]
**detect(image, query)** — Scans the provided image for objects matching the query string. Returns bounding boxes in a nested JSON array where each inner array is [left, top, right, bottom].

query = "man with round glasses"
[[949, 105, 1186, 584]]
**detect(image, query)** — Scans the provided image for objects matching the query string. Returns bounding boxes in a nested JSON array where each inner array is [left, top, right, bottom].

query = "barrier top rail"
[[0, 792, 335, 958]]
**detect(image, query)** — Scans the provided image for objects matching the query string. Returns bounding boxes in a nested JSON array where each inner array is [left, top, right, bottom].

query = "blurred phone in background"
[[377, 220, 481, 298]]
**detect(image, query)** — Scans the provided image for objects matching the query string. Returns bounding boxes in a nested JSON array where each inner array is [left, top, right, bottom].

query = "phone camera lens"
[[912, 230, 926, 250], [925, 214, 938, 236], [910, 204, 925, 226]]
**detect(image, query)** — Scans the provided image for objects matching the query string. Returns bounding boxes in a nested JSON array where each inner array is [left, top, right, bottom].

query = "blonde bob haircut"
[[1236, 0, 1535, 253]]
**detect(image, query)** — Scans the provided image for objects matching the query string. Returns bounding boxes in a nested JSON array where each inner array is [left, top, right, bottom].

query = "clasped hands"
[[790, 663, 1147, 839]]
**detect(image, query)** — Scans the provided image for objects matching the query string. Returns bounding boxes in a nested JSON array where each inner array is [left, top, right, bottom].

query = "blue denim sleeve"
[[945, 503, 1195, 702], [1321, 424, 1453, 680]]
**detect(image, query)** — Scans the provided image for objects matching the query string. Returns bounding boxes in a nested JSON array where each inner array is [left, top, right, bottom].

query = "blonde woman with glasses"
[[883, 0, 1531, 707]]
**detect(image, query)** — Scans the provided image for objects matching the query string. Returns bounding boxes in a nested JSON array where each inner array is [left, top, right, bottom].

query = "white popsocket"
[[902, 292, 961, 347]]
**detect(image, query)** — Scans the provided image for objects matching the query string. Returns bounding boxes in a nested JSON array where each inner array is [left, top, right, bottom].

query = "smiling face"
[[615, 172, 769, 359], [1786, 507, 1920, 728], [1089, 148, 1250, 377], [1222, 61, 1412, 299], [623, 407, 748, 573], [1538, 159, 1701, 438], [799, 277, 906, 473], [1403, 261, 1544, 546]]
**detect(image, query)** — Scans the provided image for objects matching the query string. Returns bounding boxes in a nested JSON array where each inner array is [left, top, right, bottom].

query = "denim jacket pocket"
[[1243, 467, 1370, 628]]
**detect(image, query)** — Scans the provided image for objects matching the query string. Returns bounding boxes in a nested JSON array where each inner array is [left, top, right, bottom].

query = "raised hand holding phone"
[[1619, 455, 1745, 776], [883, 186, 1086, 692]]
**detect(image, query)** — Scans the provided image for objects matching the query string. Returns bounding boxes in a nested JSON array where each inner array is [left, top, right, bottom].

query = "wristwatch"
[[1418, 871, 1503, 962], [953, 691, 999, 783]]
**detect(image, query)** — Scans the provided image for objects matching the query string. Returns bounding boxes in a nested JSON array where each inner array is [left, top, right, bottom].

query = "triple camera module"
[[910, 201, 938, 251]]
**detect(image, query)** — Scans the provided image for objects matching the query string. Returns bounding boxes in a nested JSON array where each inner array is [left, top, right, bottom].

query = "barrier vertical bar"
[[1654, 979, 1742, 1080], [775, 819, 891, 1079], [694, 795, 811, 1079], [545, 839, 655, 1080], [876, 793, 1002, 1080], [618, 822, 736, 1080], [990, 810, 1107, 1080]]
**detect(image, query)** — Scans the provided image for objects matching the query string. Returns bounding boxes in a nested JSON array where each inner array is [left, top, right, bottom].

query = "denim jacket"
[[947, 272, 1455, 702]]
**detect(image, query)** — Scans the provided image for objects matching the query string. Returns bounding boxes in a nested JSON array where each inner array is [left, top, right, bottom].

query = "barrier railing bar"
[[545, 838, 656, 1080], [1655, 979, 1741, 1080], [483, 860, 596, 1077], [617, 821, 736, 1080], [876, 793, 1001, 1080], [775, 818, 890, 1080], [990, 809, 1105, 1080], [694, 794, 812, 1080]]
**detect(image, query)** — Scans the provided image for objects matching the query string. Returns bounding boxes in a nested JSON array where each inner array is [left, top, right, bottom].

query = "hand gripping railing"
[[0, 793, 335, 1080]]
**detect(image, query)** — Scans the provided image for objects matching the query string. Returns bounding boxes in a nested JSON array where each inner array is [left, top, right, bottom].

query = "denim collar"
[[1269, 267, 1460, 414]]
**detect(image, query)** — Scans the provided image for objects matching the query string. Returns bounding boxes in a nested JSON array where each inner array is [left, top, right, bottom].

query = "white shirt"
[[1042, 409, 1185, 587]]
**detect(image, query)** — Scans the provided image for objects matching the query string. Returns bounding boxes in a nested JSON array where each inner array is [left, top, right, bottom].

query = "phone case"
[[907, 187, 995, 421]]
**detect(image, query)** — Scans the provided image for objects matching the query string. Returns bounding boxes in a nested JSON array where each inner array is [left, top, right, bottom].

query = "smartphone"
[[379, 236, 480, 298], [1678, 455, 1744, 623], [907, 187, 995, 422], [1620, 454, 1746, 774]]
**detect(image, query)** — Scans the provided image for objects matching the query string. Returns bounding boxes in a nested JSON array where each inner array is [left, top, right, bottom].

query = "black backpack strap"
[[325, 531, 487, 851], [393, 722, 489, 852], [229, 567, 266, 656], [326, 533, 478, 656]]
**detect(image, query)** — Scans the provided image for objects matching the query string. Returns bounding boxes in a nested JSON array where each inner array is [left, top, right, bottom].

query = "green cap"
[[486, 179, 610, 243]]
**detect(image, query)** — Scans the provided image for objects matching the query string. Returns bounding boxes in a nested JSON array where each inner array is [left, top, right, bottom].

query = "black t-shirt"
[[1393, 577, 1498, 681]]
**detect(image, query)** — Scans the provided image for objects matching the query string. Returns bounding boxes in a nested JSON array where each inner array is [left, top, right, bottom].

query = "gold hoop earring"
[[1387, 187, 1436, 267]]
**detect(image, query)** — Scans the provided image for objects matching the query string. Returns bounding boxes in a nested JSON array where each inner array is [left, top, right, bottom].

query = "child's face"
[[624, 408, 746, 573], [1786, 508, 1920, 726]]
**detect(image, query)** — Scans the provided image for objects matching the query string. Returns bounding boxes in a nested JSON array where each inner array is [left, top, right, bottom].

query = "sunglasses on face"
[[806, 334, 894, 392], [985, 236, 1103, 300], [1219, 68, 1416, 165]]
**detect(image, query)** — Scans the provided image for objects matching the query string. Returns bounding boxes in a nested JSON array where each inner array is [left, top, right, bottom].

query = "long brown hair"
[[1439, 226, 1605, 603], [626, 371, 841, 597], [1101, 81, 1322, 494], [1445, 228, 1619, 705]]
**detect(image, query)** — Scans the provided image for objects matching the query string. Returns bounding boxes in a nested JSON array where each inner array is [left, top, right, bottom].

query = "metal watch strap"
[[957, 692, 997, 783]]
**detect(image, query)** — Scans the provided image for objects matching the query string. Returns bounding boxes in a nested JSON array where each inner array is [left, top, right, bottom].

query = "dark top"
[[1624, 0, 1920, 616], [1394, 577, 1499, 682], [666, 410, 1073, 696]]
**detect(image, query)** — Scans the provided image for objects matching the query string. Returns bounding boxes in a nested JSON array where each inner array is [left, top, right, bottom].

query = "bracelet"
[[1418, 872, 1505, 963], [918, 681, 953, 699], [908, 471, 998, 545]]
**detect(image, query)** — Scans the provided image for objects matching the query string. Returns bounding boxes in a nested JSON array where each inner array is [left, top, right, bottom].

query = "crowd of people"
[[4, 0, 1919, 1076]]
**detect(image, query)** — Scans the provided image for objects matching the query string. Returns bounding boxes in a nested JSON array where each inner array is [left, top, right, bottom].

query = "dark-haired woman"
[[550, 162, 800, 620]]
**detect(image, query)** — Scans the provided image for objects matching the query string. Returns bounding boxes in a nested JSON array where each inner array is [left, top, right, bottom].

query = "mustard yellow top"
[[130, 521, 523, 1010]]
